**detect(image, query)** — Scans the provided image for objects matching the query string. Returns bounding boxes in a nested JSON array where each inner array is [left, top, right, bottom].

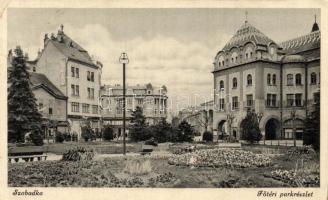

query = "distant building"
[[30, 72, 68, 137], [34, 25, 103, 139], [177, 100, 214, 140], [212, 17, 320, 141], [100, 83, 168, 138]]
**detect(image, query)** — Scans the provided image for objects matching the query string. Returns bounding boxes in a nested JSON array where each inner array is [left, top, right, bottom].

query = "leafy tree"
[[240, 109, 262, 144], [8, 47, 43, 145], [152, 118, 172, 143], [81, 125, 94, 142], [202, 131, 213, 142], [303, 92, 320, 152], [129, 106, 151, 141], [176, 120, 194, 142], [103, 125, 114, 141]]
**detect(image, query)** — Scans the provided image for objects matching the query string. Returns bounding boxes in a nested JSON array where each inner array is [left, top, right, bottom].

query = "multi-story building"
[[100, 83, 168, 137], [34, 25, 103, 138], [212, 18, 320, 141]]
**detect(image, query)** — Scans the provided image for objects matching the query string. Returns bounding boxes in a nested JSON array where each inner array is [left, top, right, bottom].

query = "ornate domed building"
[[212, 17, 320, 142]]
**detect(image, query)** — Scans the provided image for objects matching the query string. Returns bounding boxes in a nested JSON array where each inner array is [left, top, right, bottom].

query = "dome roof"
[[221, 22, 279, 51], [282, 55, 306, 63]]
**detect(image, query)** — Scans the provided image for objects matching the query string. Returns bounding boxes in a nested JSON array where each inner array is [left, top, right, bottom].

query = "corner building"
[[212, 19, 320, 141]]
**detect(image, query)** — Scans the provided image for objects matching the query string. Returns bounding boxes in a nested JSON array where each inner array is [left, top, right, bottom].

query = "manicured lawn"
[[8, 145, 320, 188]]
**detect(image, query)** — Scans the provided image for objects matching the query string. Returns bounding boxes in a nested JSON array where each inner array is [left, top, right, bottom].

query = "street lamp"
[[290, 109, 297, 147], [119, 52, 129, 155]]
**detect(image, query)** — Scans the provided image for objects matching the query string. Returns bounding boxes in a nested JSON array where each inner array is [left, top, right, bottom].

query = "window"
[[75, 85, 79, 96], [311, 72, 317, 84], [246, 94, 253, 107], [314, 92, 320, 104], [272, 74, 276, 85], [296, 73, 302, 85], [272, 94, 277, 107], [33, 67, 36, 72], [231, 58, 234, 63], [232, 77, 238, 88], [247, 74, 252, 86], [38, 103, 44, 114], [82, 104, 90, 113], [222, 61, 225, 66], [71, 102, 80, 112], [49, 108, 53, 115], [250, 52, 253, 58], [267, 74, 271, 85], [87, 88, 94, 99], [219, 80, 224, 90], [286, 94, 294, 107], [295, 93, 302, 107], [232, 96, 239, 110], [287, 74, 293, 86], [219, 98, 225, 111], [91, 72, 94, 82], [235, 56, 238, 63], [92, 105, 98, 114], [267, 94, 277, 107], [246, 53, 249, 59], [137, 99, 143, 104], [87, 71, 91, 81], [71, 66, 75, 77], [218, 62, 221, 67], [71, 84, 75, 95], [76, 68, 79, 78]]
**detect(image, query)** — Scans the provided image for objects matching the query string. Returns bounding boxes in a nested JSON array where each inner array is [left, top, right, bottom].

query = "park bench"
[[8, 145, 47, 163]]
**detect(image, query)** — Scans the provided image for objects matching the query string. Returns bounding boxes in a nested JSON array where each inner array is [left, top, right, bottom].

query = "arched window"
[[246, 53, 249, 59], [219, 80, 224, 90], [218, 62, 221, 67], [287, 74, 293, 86], [296, 73, 302, 85], [311, 72, 317, 84], [272, 74, 276, 85], [267, 74, 271, 85], [250, 52, 253, 58], [231, 58, 234, 63], [247, 74, 252, 86], [222, 61, 225, 66], [232, 77, 238, 88], [235, 56, 238, 63]]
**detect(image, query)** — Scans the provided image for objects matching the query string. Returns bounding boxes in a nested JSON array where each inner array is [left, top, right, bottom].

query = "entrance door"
[[265, 119, 279, 140]]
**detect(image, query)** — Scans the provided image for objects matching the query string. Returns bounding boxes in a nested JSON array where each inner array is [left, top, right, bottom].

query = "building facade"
[[34, 25, 103, 139], [212, 18, 320, 141], [30, 72, 68, 138], [178, 100, 214, 140], [100, 83, 168, 138]]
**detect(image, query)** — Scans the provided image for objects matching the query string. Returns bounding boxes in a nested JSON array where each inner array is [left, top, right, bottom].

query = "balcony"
[[284, 100, 305, 108], [265, 100, 280, 108]]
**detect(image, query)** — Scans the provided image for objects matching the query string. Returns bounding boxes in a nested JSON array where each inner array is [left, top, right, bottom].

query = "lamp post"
[[119, 52, 129, 155], [291, 109, 296, 147]]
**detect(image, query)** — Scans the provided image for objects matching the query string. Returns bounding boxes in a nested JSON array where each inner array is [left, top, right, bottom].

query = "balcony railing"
[[265, 100, 280, 108], [284, 100, 305, 108]]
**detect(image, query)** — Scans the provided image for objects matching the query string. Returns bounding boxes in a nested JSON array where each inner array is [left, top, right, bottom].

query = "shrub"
[[72, 132, 78, 142], [202, 131, 213, 142], [55, 131, 65, 143], [62, 146, 95, 161], [63, 132, 72, 141], [225, 135, 237, 143], [103, 126, 114, 141], [30, 129, 44, 146], [81, 126, 93, 142]]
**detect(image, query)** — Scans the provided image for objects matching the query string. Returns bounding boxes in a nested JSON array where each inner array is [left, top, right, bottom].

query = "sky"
[[7, 8, 320, 115]]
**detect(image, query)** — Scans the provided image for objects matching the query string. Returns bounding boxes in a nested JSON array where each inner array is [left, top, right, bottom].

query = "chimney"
[[44, 33, 49, 47]]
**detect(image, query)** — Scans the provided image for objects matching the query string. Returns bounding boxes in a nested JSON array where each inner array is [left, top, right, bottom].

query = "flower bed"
[[266, 169, 319, 187], [168, 148, 272, 168]]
